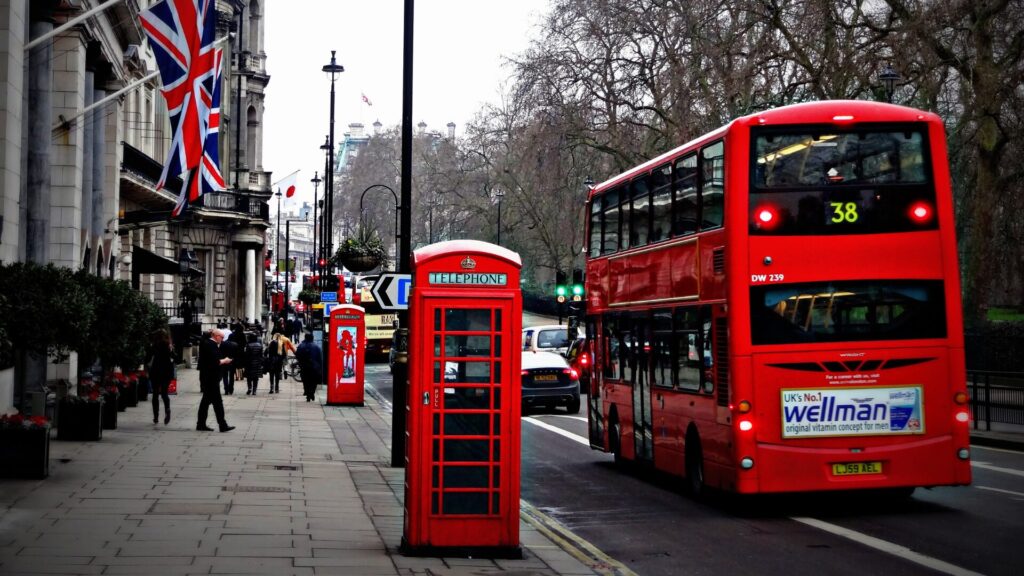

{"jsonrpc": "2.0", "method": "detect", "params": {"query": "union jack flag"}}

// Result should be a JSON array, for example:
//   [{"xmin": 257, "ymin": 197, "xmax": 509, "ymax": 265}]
[{"xmin": 140, "ymin": 0, "xmax": 224, "ymax": 217}]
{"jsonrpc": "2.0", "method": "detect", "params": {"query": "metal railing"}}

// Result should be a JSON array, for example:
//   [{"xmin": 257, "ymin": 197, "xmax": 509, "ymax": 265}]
[{"xmin": 968, "ymin": 370, "xmax": 1024, "ymax": 430}]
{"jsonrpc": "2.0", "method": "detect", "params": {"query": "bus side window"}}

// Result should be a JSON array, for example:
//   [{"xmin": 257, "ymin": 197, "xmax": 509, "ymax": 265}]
[
  {"xmin": 602, "ymin": 189, "xmax": 620, "ymax": 255},
  {"xmin": 701, "ymin": 141, "xmax": 725, "ymax": 230},
  {"xmin": 589, "ymin": 200, "xmax": 602, "ymax": 258},
  {"xmin": 651, "ymin": 310, "xmax": 673, "ymax": 388},
  {"xmin": 630, "ymin": 175, "xmax": 651, "ymax": 247},
  {"xmin": 701, "ymin": 317, "xmax": 715, "ymax": 394},
  {"xmin": 603, "ymin": 319, "xmax": 620, "ymax": 379},
  {"xmin": 650, "ymin": 164, "xmax": 672, "ymax": 243},
  {"xmin": 674, "ymin": 307, "xmax": 700, "ymax": 391},
  {"xmin": 673, "ymin": 155, "xmax": 698, "ymax": 236}
]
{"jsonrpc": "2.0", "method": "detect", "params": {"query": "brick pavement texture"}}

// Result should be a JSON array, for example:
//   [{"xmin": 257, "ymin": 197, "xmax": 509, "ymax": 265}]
[{"xmin": 0, "ymin": 367, "xmax": 598, "ymax": 576}]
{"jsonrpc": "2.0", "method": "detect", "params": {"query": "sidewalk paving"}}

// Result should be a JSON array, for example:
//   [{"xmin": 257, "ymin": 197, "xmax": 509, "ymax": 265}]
[{"xmin": 0, "ymin": 367, "xmax": 600, "ymax": 576}]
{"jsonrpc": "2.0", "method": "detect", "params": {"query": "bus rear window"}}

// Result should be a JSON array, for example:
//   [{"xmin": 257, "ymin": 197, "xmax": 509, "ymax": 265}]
[
  {"xmin": 751, "ymin": 280, "xmax": 946, "ymax": 345},
  {"xmin": 754, "ymin": 129, "xmax": 927, "ymax": 188}
]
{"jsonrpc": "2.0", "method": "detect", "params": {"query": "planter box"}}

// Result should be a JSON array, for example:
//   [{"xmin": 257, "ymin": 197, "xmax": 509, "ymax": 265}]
[
  {"xmin": 57, "ymin": 399, "xmax": 103, "ymax": 441},
  {"xmin": 102, "ymin": 392, "xmax": 119, "ymax": 429},
  {"xmin": 117, "ymin": 382, "xmax": 137, "ymax": 410},
  {"xmin": 340, "ymin": 254, "xmax": 380, "ymax": 273},
  {"xmin": 0, "ymin": 427, "xmax": 50, "ymax": 479}
]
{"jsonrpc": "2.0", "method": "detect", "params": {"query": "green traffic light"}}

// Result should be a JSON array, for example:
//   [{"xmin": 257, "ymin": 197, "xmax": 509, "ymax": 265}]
[
  {"xmin": 572, "ymin": 284, "xmax": 584, "ymax": 296},
  {"xmin": 555, "ymin": 285, "xmax": 567, "ymax": 297}
]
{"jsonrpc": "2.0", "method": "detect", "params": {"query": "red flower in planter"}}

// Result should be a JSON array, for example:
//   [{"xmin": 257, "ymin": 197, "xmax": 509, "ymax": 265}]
[{"xmin": 0, "ymin": 412, "xmax": 50, "ymax": 430}]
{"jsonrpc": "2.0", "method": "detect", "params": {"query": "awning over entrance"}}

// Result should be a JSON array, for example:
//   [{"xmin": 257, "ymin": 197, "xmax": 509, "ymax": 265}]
[{"xmin": 131, "ymin": 246, "xmax": 204, "ymax": 289}]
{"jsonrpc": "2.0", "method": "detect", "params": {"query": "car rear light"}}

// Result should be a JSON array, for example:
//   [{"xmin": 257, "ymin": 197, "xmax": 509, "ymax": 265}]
[
  {"xmin": 521, "ymin": 370, "xmax": 529, "ymax": 377},
  {"xmin": 564, "ymin": 368, "xmax": 579, "ymax": 380}
]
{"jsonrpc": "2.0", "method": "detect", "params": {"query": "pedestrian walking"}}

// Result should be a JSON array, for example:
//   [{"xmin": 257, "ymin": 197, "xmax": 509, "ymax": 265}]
[
  {"xmin": 196, "ymin": 329, "xmax": 235, "ymax": 432},
  {"xmin": 146, "ymin": 329, "xmax": 175, "ymax": 425},
  {"xmin": 229, "ymin": 322, "xmax": 247, "ymax": 385},
  {"xmin": 266, "ymin": 330, "xmax": 296, "ymax": 394},
  {"xmin": 295, "ymin": 332, "xmax": 323, "ymax": 402},
  {"xmin": 244, "ymin": 332, "xmax": 264, "ymax": 395}
]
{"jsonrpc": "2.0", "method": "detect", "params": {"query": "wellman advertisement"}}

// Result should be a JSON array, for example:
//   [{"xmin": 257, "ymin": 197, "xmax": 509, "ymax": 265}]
[{"xmin": 781, "ymin": 386, "xmax": 924, "ymax": 438}]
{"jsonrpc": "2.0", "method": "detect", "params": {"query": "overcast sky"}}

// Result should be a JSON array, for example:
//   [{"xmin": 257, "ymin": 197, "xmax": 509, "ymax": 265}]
[{"xmin": 262, "ymin": 0, "xmax": 550, "ymax": 209}]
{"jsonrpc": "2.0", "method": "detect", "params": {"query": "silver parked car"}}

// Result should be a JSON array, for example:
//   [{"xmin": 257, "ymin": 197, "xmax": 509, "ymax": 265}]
[{"xmin": 521, "ymin": 350, "xmax": 581, "ymax": 414}]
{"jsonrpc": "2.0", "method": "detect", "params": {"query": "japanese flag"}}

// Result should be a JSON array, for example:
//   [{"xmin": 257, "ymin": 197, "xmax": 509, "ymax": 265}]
[{"xmin": 276, "ymin": 170, "xmax": 300, "ymax": 213}]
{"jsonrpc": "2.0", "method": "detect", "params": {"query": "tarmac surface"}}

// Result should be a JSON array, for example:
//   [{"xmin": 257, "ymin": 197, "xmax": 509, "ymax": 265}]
[
  {"xmin": 0, "ymin": 367, "xmax": 604, "ymax": 576},
  {"xmin": 1, "ymin": 364, "xmax": 1020, "ymax": 576}
]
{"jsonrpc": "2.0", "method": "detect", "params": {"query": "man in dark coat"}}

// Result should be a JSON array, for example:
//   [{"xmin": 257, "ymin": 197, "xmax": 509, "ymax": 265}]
[
  {"xmin": 197, "ymin": 329, "xmax": 235, "ymax": 432},
  {"xmin": 294, "ymin": 332, "xmax": 322, "ymax": 402}
]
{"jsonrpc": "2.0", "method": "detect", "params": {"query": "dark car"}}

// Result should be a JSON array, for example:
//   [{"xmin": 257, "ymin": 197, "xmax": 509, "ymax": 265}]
[
  {"xmin": 521, "ymin": 351, "xmax": 581, "ymax": 414},
  {"xmin": 565, "ymin": 337, "xmax": 591, "ymax": 393}
]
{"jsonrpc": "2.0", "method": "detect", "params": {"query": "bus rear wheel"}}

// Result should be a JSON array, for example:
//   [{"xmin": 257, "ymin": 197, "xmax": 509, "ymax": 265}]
[
  {"xmin": 610, "ymin": 419, "xmax": 626, "ymax": 466},
  {"xmin": 685, "ymin": 431, "xmax": 705, "ymax": 497}
]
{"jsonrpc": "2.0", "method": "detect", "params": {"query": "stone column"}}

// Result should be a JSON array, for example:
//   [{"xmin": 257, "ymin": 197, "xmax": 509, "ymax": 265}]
[
  {"xmin": 25, "ymin": 14, "xmax": 52, "ymax": 265},
  {"xmin": 90, "ymin": 76, "xmax": 105, "ymax": 272},
  {"xmin": 51, "ymin": 31, "xmax": 85, "ymax": 270},
  {"xmin": 246, "ymin": 248, "xmax": 256, "ymax": 323},
  {"xmin": 80, "ymin": 44, "xmax": 98, "ymax": 263}
]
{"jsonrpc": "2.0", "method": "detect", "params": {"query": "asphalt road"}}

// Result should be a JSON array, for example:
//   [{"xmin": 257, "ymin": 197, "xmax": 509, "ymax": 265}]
[{"xmin": 363, "ymin": 314, "xmax": 1024, "ymax": 575}]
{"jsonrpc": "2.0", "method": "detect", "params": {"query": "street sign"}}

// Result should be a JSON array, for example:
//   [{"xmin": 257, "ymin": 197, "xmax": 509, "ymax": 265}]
[
  {"xmin": 371, "ymin": 273, "xmax": 412, "ymax": 310},
  {"xmin": 320, "ymin": 291, "xmax": 338, "ymax": 302}
]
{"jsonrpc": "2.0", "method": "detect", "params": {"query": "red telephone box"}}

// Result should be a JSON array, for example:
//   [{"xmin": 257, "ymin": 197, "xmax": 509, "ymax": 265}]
[
  {"xmin": 326, "ymin": 304, "xmax": 365, "ymax": 406},
  {"xmin": 402, "ymin": 240, "xmax": 523, "ymax": 558}
]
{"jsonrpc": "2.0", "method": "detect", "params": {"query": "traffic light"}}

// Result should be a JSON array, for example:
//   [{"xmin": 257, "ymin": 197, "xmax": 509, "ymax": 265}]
[
  {"xmin": 571, "ymin": 283, "xmax": 584, "ymax": 302},
  {"xmin": 318, "ymin": 257, "xmax": 326, "ymax": 268},
  {"xmin": 555, "ymin": 284, "xmax": 567, "ymax": 303},
  {"xmin": 555, "ymin": 270, "xmax": 568, "ymax": 303}
]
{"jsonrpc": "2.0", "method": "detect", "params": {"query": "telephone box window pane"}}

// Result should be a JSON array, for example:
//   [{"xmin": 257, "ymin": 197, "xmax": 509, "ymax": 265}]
[
  {"xmin": 443, "ymin": 360, "xmax": 492, "ymax": 383},
  {"xmin": 442, "ymin": 492, "xmax": 489, "ymax": 515},
  {"xmin": 432, "ymin": 465, "xmax": 440, "ymax": 488},
  {"xmin": 433, "ymin": 413, "xmax": 440, "ymax": 435},
  {"xmin": 444, "ymin": 413, "xmax": 490, "ymax": 436},
  {"xmin": 445, "ymin": 308, "xmax": 491, "ymax": 331},
  {"xmin": 443, "ymin": 387, "xmax": 491, "ymax": 409},
  {"xmin": 433, "ymin": 362, "xmax": 441, "ymax": 383},
  {"xmin": 495, "ymin": 336, "xmax": 502, "ymax": 356},
  {"xmin": 492, "ymin": 492, "xmax": 501, "ymax": 515},
  {"xmin": 493, "ymin": 439, "xmax": 501, "ymax": 460},
  {"xmin": 434, "ymin": 308, "xmax": 442, "ymax": 330},
  {"xmin": 494, "ymin": 361, "xmax": 502, "ymax": 384},
  {"xmin": 443, "ymin": 465, "xmax": 489, "ymax": 488},
  {"xmin": 444, "ymin": 439, "xmax": 490, "ymax": 462},
  {"xmin": 445, "ymin": 335, "xmax": 491, "ymax": 357},
  {"xmin": 494, "ymin": 388, "xmax": 501, "ymax": 409},
  {"xmin": 495, "ymin": 309, "xmax": 502, "ymax": 331},
  {"xmin": 434, "ymin": 336, "xmax": 441, "ymax": 356},
  {"xmin": 493, "ymin": 414, "xmax": 501, "ymax": 435},
  {"xmin": 432, "ymin": 439, "xmax": 440, "ymax": 462},
  {"xmin": 432, "ymin": 492, "xmax": 439, "ymax": 514}
]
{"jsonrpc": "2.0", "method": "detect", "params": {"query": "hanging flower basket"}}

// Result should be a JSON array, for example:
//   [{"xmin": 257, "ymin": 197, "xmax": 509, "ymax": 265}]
[
  {"xmin": 340, "ymin": 254, "xmax": 380, "ymax": 273},
  {"xmin": 336, "ymin": 228, "xmax": 387, "ymax": 273}
]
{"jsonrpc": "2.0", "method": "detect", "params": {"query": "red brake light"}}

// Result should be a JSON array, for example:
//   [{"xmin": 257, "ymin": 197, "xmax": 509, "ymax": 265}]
[
  {"xmin": 754, "ymin": 205, "xmax": 781, "ymax": 230},
  {"xmin": 908, "ymin": 201, "xmax": 933, "ymax": 224},
  {"xmin": 564, "ymin": 368, "xmax": 579, "ymax": 380}
]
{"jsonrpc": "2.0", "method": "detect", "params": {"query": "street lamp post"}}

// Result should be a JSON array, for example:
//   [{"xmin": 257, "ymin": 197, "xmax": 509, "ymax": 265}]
[
  {"xmin": 319, "ymin": 135, "xmax": 331, "ymax": 289},
  {"xmin": 359, "ymin": 184, "xmax": 400, "ymax": 270},
  {"xmin": 494, "ymin": 188, "xmax": 505, "ymax": 245},
  {"xmin": 878, "ymin": 63, "xmax": 901, "ymax": 103},
  {"xmin": 323, "ymin": 51, "xmax": 344, "ymax": 284},
  {"xmin": 310, "ymin": 171, "xmax": 321, "ymax": 285},
  {"xmin": 274, "ymin": 188, "xmax": 282, "ymax": 312}
]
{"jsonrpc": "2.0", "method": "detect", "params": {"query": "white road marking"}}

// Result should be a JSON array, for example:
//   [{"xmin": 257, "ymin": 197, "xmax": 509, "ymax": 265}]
[
  {"xmin": 524, "ymin": 416, "xmax": 590, "ymax": 446},
  {"xmin": 975, "ymin": 485, "xmax": 1024, "ymax": 499},
  {"xmin": 971, "ymin": 461, "xmax": 1024, "ymax": 478},
  {"xmin": 792, "ymin": 517, "xmax": 985, "ymax": 576},
  {"xmin": 971, "ymin": 444, "xmax": 1024, "ymax": 455},
  {"xmin": 539, "ymin": 414, "xmax": 589, "ymax": 423}
]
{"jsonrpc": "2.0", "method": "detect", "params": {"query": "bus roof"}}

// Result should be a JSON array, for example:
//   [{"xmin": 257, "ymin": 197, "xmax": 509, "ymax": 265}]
[{"xmin": 588, "ymin": 100, "xmax": 941, "ymax": 199}]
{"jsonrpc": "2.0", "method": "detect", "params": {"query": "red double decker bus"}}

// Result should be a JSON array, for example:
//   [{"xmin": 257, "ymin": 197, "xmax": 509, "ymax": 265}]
[{"xmin": 583, "ymin": 100, "xmax": 972, "ymax": 495}]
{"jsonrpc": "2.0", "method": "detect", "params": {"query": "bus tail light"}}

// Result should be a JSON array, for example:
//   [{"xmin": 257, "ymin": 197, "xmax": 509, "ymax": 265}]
[
  {"xmin": 953, "ymin": 391, "xmax": 968, "ymax": 405},
  {"xmin": 579, "ymin": 353, "xmax": 589, "ymax": 366},
  {"xmin": 736, "ymin": 400, "xmax": 752, "ymax": 414},
  {"xmin": 740, "ymin": 457, "xmax": 755, "ymax": 469},
  {"xmin": 738, "ymin": 419, "xmax": 754, "ymax": 432},
  {"xmin": 957, "ymin": 448, "xmax": 970, "ymax": 460},
  {"xmin": 753, "ymin": 205, "xmax": 781, "ymax": 231},
  {"xmin": 908, "ymin": 201, "xmax": 933, "ymax": 224},
  {"xmin": 955, "ymin": 411, "xmax": 970, "ymax": 424}
]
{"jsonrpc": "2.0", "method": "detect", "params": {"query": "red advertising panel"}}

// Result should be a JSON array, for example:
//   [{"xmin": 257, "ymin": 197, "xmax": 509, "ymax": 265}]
[{"xmin": 326, "ymin": 304, "xmax": 365, "ymax": 406}]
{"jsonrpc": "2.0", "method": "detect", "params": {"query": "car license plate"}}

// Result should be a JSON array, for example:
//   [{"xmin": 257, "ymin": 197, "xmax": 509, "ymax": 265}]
[
  {"xmin": 533, "ymin": 374, "xmax": 559, "ymax": 382},
  {"xmin": 832, "ymin": 461, "xmax": 882, "ymax": 476}
]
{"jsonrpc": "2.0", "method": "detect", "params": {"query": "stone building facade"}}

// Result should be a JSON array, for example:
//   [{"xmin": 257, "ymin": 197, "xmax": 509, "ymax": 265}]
[{"xmin": 0, "ymin": 0, "xmax": 272, "ymax": 414}]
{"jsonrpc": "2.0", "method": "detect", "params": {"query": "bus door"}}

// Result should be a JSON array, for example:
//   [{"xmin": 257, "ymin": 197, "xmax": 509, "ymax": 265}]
[
  {"xmin": 586, "ymin": 318, "xmax": 604, "ymax": 448},
  {"xmin": 629, "ymin": 315, "xmax": 654, "ymax": 463}
]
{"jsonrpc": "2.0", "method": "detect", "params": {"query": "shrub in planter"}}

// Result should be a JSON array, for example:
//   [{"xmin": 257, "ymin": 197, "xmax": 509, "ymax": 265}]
[
  {"xmin": 336, "ymin": 227, "xmax": 387, "ymax": 273},
  {"xmin": 57, "ymin": 388, "xmax": 103, "ymax": 441},
  {"xmin": 0, "ymin": 412, "xmax": 51, "ymax": 479}
]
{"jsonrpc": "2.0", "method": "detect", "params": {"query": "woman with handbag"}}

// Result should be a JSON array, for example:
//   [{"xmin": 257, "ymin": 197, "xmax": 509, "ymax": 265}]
[{"xmin": 147, "ymin": 329, "xmax": 175, "ymax": 425}]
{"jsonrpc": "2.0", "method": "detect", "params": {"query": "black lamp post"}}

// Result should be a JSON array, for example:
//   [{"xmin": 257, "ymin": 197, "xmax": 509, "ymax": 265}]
[
  {"xmin": 274, "ymin": 188, "xmax": 282, "ymax": 311},
  {"xmin": 878, "ymin": 63, "xmax": 901, "ymax": 103},
  {"xmin": 494, "ymin": 188, "xmax": 505, "ymax": 245},
  {"xmin": 323, "ymin": 51, "xmax": 345, "ymax": 283},
  {"xmin": 310, "ymin": 171, "xmax": 321, "ymax": 284},
  {"xmin": 319, "ymin": 135, "xmax": 331, "ymax": 289},
  {"xmin": 359, "ymin": 184, "xmax": 400, "ymax": 270}
]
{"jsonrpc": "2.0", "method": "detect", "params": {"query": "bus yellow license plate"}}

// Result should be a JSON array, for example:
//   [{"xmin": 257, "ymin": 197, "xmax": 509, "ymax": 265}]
[{"xmin": 832, "ymin": 462, "xmax": 882, "ymax": 476}]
